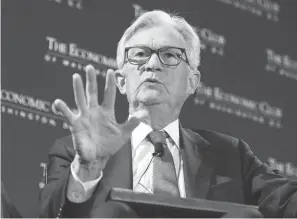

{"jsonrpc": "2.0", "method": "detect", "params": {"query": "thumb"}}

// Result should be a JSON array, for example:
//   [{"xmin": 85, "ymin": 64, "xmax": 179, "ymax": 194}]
[{"xmin": 121, "ymin": 110, "xmax": 148, "ymax": 138}]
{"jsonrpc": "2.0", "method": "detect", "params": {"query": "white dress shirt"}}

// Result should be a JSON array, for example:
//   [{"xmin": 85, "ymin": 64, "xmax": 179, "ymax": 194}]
[
  {"xmin": 131, "ymin": 119, "xmax": 186, "ymax": 197},
  {"xmin": 68, "ymin": 119, "xmax": 186, "ymax": 202}
]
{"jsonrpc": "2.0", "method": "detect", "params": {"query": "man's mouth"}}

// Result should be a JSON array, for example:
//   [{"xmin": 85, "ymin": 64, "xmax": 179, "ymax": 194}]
[
  {"xmin": 137, "ymin": 78, "xmax": 164, "ymax": 91},
  {"xmin": 142, "ymin": 78, "xmax": 161, "ymax": 84}
]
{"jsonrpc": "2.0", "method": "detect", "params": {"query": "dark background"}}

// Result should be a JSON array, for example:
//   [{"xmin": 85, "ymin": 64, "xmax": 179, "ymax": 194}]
[{"xmin": 1, "ymin": 0, "xmax": 297, "ymax": 217}]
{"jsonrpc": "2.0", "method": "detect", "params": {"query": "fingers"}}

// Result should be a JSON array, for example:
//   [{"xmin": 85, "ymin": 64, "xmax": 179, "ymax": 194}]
[
  {"xmin": 86, "ymin": 65, "xmax": 98, "ymax": 107},
  {"xmin": 102, "ymin": 69, "xmax": 117, "ymax": 110},
  {"xmin": 54, "ymin": 99, "xmax": 75, "ymax": 124},
  {"xmin": 73, "ymin": 73, "xmax": 88, "ymax": 114}
]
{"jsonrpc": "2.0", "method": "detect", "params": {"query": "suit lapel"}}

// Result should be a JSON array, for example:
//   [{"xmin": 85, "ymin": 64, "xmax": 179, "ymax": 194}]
[
  {"xmin": 92, "ymin": 139, "xmax": 133, "ymax": 206},
  {"xmin": 90, "ymin": 126, "xmax": 216, "ymax": 209},
  {"xmin": 180, "ymin": 127, "xmax": 216, "ymax": 199}
]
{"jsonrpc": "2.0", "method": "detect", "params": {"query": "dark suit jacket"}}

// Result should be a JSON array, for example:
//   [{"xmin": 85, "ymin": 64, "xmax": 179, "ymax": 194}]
[
  {"xmin": 1, "ymin": 182, "xmax": 22, "ymax": 218},
  {"xmin": 40, "ymin": 128, "xmax": 297, "ymax": 218}
]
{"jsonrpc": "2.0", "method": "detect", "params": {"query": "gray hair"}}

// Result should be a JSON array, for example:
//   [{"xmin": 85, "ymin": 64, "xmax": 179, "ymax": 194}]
[{"xmin": 116, "ymin": 10, "xmax": 201, "ymax": 70}]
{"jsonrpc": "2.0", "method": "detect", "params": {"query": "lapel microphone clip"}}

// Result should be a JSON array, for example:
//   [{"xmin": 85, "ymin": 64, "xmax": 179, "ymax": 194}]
[{"xmin": 152, "ymin": 142, "xmax": 164, "ymax": 157}]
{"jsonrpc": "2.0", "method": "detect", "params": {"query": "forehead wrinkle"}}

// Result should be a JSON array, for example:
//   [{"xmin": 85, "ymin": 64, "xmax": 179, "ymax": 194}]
[{"xmin": 126, "ymin": 25, "xmax": 186, "ymax": 49}]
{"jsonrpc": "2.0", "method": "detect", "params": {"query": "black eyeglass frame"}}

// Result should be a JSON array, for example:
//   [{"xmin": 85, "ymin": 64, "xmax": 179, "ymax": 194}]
[{"xmin": 124, "ymin": 46, "xmax": 190, "ymax": 67}]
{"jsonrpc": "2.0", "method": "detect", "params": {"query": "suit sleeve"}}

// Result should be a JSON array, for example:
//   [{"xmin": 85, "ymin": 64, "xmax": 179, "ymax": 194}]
[
  {"xmin": 1, "ymin": 182, "xmax": 22, "ymax": 218},
  {"xmin": 39, "ymin": 137, "xmax": 97, "ymax": 218},
  {"xmin": 239, "ymin": 140, "xmax": 297, "ymax": 218}
]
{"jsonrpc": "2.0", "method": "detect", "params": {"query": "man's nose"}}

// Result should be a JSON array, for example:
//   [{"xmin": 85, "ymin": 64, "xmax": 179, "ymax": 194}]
[{"xmin": 144, "ymin": 53, "xmax": 162, "ymax": 72}]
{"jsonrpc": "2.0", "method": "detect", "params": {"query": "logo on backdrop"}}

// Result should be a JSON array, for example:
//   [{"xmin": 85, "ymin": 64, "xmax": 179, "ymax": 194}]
[
  {"xmin": 44, "ymin": 36, "xmax": 117, "ymax": 77},
  {"xmin": 196, "ymin": 27, "xmax": 226, "ymax": 56},
  {"xmin": 216, "ymin": 0, "xmax": 280, "ymax": 22},
  {"xmin": 47, "ymin": 0, "xmax": 83, "ymax": 10},
  {"xmin": 1, "ymin": 89, "xmax": 72, "ymax": 130},
  {"xmin": 133, "ymin": 4, "xmax": 226, "ymax": 56},
  {"xmin": 194, "ymin": 83, "xmax": 283, "ymax": 128},
  {"xmin": 268, "ymin": 157, "xmax": 297, "ymax": 179},
  {"xmin": 265, "ymin": 48, "xmax": 297, "ymax": 81}
]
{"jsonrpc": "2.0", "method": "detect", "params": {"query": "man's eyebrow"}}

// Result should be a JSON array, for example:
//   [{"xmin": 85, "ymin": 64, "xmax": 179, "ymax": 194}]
[{"xmin": 127, "ymin": 44, "xmax": 180, "ymax": 49}]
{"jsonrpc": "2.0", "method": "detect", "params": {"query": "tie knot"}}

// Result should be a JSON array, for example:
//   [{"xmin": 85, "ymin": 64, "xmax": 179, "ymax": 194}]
[{"xmin": 148, "ymin": 130, "xmax": 168, "ymax": 145}]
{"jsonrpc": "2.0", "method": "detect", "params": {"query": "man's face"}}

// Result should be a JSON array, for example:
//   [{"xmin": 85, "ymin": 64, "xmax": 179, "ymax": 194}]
[{"xmin": 116, "ymin": 25, "xmax": 199, "ymax": 109}]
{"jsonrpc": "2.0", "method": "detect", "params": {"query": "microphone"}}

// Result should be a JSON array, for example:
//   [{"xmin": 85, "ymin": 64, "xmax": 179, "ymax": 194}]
[{"xmin": 152, "ymin": 142, "xmax": 164, "ymax": 157}]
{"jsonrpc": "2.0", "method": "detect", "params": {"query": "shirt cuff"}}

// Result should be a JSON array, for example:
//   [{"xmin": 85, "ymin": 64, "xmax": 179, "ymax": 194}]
[{"xmin": 70, "ymin": 159, "xmax": 103, "ymax": 193}]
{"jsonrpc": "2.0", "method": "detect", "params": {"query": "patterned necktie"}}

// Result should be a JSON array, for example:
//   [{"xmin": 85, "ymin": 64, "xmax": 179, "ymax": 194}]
[{"xmin": 148, "ymin": 130, "xmax": 180, "ymax": 196}]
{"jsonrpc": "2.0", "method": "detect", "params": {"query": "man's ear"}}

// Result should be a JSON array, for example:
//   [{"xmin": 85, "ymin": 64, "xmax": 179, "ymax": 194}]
[
  {"xmin": 114, "ymin": 69, "xmax": 127, "ymax": 95},
  {"xmin": 187, "ymin": 69, "xmax": 200, "ymax": 95}
]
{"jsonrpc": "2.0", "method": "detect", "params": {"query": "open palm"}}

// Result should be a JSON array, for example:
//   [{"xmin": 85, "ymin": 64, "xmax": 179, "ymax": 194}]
[{"xmin": 54, "ymin": 65, "xmax": 144, "ymax": 165}]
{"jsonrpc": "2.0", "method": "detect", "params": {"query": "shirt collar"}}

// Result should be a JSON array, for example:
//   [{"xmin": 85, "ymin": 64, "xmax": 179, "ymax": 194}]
[
  {"xmin": 131, "ymin": 119, "xmax": 180, "ymax": 150},
  {"xmin": 163, "ymin": 119, "xmax": 180, "ymax": 148}
]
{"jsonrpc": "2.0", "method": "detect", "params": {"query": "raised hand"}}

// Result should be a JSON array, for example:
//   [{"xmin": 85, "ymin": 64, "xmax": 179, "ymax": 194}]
[{"xmin": 54, "ymin": 65, "xmax": 145, "ymax": 171}]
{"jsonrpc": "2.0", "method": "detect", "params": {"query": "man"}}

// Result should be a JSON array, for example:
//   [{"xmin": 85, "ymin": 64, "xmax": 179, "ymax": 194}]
[
  {"xmin": 40, "ymin": 10, "xmax": 297, "ymax": 218},
  {"xmin": 1, "ymin": 182, "xmax": 22, "ymax": 218}
]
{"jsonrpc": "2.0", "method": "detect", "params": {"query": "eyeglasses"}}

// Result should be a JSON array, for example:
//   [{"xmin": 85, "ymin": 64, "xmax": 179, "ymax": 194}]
[{"xmin": 124, "ymin": 46, "xmax": 190, "ymax": 67}]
